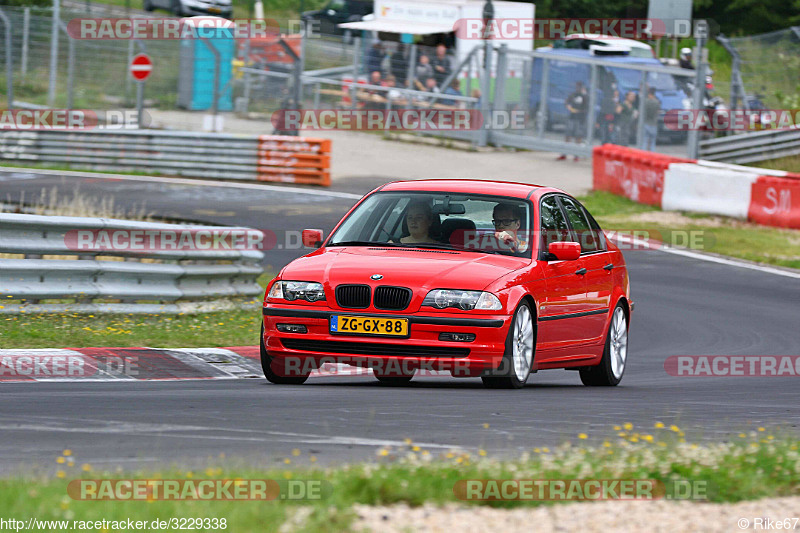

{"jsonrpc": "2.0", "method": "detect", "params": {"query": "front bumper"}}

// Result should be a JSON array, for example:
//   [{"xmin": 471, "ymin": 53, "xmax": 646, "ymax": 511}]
[{"xmin": 262, "ymin": 305, "xmax": 512, "ymax": 375}]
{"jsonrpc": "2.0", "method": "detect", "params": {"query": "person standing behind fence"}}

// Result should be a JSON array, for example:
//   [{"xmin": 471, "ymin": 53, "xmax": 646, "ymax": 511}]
[
  {"xmin": 391, "ymin": 43, "xmax": 407, "ymax": 86},
  {"xmin": 366, "ymin": 42, "xmax": 385, "ymax": 78},
  {"xmin": 640, "ymin": 87, "xmax": 661, "ymax": 152},
  {"xmin": 557, "ymin": 81, "xmax": 588, "ymax": 162},
  {"xmin": 414, "ymin": 55, "xmax": 435, "ymax": 91},
  {"xmin": 431, "ymin": 44, "xmax": 451, "ymax": 87},
  {"xmin": 599, "ymin": 86, "xmax": 620, "ymax": 144},
  {"xmin": 616, "ymin": 91, "xmax": 638, "ymax": 146}
]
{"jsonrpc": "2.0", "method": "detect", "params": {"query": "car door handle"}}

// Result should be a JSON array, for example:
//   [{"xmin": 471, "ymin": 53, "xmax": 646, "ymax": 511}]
[
  {"xmin": 603, "ymin": 263, "xmax": 614, "ymax": 271},
  {"xmin": 575, "ymin": 268, "xmax": 587, "ymax": 276}
]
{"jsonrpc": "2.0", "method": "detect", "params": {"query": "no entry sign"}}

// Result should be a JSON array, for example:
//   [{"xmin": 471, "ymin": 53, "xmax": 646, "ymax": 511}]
[{"xmin": 130, "ymin": 53, "xmax": 153, "ymax": 81}]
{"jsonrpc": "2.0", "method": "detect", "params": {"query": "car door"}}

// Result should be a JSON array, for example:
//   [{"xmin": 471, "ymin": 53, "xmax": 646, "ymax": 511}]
[
  {"xmin": 558, "ymin": 195, "xmax": 614, "ymax": 343},
  {"xmin": 536, "ymin": 194, "xmax": 594, "ymax": 357}
]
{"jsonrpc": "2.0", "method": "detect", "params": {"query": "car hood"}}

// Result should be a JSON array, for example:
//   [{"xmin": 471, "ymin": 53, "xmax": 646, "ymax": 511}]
[{"xmin": 281, "ymin": 246, "xmax": 528, "ymax": 293}]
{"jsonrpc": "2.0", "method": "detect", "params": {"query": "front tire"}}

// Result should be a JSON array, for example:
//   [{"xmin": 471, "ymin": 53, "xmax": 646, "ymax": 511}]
[
  {"xmin": 482, "ymin": 301, "xmax": 535, "ymax": 389},
  {"xmin": 374, "ymin": 370, "xmax": 414, "ymax": 386},
  {"xmin": 580, "ymin": 303, "xmax": 628, "ymax": 386},
  {"xmin": 260, "ymin": 324, "xmax": 309, "ymax": 385}
]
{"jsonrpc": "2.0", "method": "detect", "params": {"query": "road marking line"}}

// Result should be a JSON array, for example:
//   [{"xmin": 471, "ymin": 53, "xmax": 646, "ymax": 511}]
[
  {"xmin": 0, "ymin": 167, "xmax": 363, "ymax": 200},
  {"xmin": 611, "ymin": 234, "xmax": 800, "ymax": 279}
]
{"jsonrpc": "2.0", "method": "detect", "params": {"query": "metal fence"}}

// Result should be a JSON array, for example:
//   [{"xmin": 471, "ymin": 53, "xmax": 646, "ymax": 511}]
[
  {"xmin": 721, "ymin": 27, "xmax": 800, "ymax": 111},
  {"xmin": 0, "ymin": 212, "xmax": 264, "ymax": 314},
  {"xmin": 0, "ymin": 6, "xmax": 704, "ymax": 158},
  {"xmin": 0, "ymin": 5, "xmax": 182, "ymax": 110}
]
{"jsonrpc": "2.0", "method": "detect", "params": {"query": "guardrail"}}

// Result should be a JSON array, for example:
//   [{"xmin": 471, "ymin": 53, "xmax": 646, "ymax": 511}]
[
  {"xmin": 0, "ymin": 213, "xmax": 265, "ymax": 314},
  {"xmin": 0, "ymin": 129, "xmax": 332, "ymax": 186},
  {"xmin": 699, "ymin": 127, "xmax": 800, "ymax": 164}
]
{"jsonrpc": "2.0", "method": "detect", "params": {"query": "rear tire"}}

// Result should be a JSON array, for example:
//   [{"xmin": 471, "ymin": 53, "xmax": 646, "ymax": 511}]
[
  {"xmin": 260, "ymin": 324, "xmax": 309, "ymax": 385},
  {"xmin": 580, "ymin": 303, "xmax": 627, "ymax": 386},
  {"xmin": 481, "ymin": 301, "xmax": 535, "ymax": 389}
]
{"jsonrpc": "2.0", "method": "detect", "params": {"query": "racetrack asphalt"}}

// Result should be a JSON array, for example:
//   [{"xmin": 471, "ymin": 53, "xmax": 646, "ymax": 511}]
[{"xmin": 1, "ymin": 169, "xmax": 798, "ymax": 473}]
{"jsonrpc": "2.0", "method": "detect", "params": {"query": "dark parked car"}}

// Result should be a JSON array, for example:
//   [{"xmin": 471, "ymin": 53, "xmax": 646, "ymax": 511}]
[{"xmin": 301, "ymin": 0, "xmax": 373, "ymax": 36}]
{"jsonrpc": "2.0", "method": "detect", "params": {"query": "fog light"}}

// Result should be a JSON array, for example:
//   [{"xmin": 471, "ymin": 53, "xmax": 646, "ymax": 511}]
[
  {"xmin": 439, "ymin": 332, "xmax": 475, "ymax": 342},
  {"xmin": 277, "ymin": 324, "xmax": 307, "ymax": 333}
]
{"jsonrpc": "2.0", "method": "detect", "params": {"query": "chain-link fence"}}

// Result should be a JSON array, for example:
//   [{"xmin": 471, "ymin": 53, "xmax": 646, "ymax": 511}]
[
  {"xmin": 723, "ymin": 27, "xmax": 800, "ymax": 110},
  {"xmin": 0, "ymin": 9, "xmax": 702, "ymax": 157},
  {"xmin": 0, "ymin": 5, "xmax": 183, "ymax": 110}
]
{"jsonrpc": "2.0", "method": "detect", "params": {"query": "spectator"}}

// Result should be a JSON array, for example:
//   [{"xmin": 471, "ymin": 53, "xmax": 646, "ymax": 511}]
[
  {"xmin": 679, "ymin": 48, "xmax": 694, "ymax": 70},
  {"xmin": 366, "ymin": 42, "xmax": 385, "ymax": 77},
  {"xmin": 616, "ymin": 91, "xmax": 638, "ymax": 146},
  {"xmin": 471, "ymin": 88, "xmax": 482, "ymax": 109},
  {"xmin": 384, "ymin": 74, "xmax": 402, "ymax": 102},
  {"xmin": 362, "ymin": 71, "xmax": 386, "ymax": 110},
  {"xmin": 414, "ymin": 54, "xmax": 434, "ymax": 90},
  {"xmin": 419, "ymin": 77, "xmax": 441, "ymax": 104},
  {"xmin": 440, "ymin": 79, "xmax": 462, "ymax": 107},
  {"xmin": 390, "ymin": 43, "xmax": 407, "ymax": 86},
  {"xmin": 557, "ymin": 81, "xmax": 588, "ymax": 162},
  {"xmin": 640, "ymin": 87, "xmax": 661, "ymax": 151},
  {"xmin": 431, "ymin": 44, "xmax": 451, "ymax": 86},
  {"xmin": 599, "ymin": 87, "xmax": 620, "ymax": 144}
]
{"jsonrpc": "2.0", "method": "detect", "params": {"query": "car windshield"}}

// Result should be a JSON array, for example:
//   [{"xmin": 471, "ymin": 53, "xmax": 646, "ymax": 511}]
[
  {"xmin": 609, "ymin": 68, "xmax": 678, "ymax": 91},
  {"xmin": 327, "ymin": 192, "xmax": 533, "ymax": 258}
]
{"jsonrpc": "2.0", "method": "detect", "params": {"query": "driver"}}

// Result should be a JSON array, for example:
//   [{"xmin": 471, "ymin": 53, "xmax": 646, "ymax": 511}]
[{"xmin": 493, "ymin": 203, "xmax": 528, "ymax": 253}]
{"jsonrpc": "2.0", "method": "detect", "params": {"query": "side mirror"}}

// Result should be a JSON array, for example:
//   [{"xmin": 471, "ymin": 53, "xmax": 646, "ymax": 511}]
[
  {"xmin": 302, "ymin": 229, "xmax": 323, "ymax": 248},
  {"xmin": 548, "ymin": 241, "xmax": 581, "ymax": 261}
]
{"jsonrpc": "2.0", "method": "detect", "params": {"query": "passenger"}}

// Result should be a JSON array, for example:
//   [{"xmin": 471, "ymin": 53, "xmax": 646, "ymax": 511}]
[
  {"xmin": 493, "ymin": 203, "xmax": 528, "ymax": 253},
  {"xmin": 396, "ymin": 201, "xmax": 440, "ymax": 244}
]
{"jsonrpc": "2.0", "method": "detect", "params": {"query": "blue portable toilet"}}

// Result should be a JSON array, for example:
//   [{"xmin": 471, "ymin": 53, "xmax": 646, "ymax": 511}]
[{"xmin": 178, "ymin": 17, "xmax": 234, "ymax": 111}]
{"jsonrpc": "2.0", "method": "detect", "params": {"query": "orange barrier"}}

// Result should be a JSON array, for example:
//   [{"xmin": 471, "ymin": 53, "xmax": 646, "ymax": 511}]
[
  {"xmin": 592, "ymin": 144, "xmax": 694, "ymax": 207},
  {"xmin": 256, "ymin": 135, "xmax": 331, "ymax": 186},
  {"xmin": 749, "ymin": 174, "xmax": 800, "ymax": 229}
]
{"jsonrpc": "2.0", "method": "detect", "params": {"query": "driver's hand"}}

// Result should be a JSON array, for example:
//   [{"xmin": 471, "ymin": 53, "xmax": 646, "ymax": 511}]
[{"xmin": 494, "ymin": 231, "xmax": 518, "ymax": 251}]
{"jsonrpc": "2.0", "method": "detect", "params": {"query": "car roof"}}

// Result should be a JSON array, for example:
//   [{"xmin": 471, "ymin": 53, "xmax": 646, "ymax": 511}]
[
  {"xmin": 378, "ymin": 179, "xmax": 547, "ymax": 200},
  {"xmin": 565, "ymin": 34, "xmax": 653, "ymax": 50},
  {"xmin": 539, "ymin": 47, "xmax": 660, "ymax": 65}
]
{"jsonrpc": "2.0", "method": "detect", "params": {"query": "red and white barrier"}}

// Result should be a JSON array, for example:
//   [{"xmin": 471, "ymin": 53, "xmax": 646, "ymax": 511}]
[{"xmin": 593, "ymin": 145, "xmax": 800, "ymax": 229}]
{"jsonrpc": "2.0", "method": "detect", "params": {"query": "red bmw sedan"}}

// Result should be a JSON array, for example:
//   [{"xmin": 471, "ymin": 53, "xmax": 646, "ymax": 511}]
[{"xmin": 261, "ymin": 180, "xmax": 632, "ymax": 389}]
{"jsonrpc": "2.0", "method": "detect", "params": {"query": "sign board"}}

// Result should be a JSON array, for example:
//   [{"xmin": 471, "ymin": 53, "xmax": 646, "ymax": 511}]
[
  {"xmin": 648, "ymin": 0, "xmax": 693, "ymax": 37},
  {"xmin": 130, "ymin": 53, "xmax": 153, "ymax": 82}
]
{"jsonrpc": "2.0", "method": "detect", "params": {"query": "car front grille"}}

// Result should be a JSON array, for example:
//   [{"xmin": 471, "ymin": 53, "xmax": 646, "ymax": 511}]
[
  {"xmin": 280, "ymin": 339, "xmax": 469, "ymax": 358},
  {"xmin": 335, "ymin": 284, "xmax": 371, "ymax": 309},
  {"xmin": 374, "ymin": 286, "xmax": 412, "ymax": 311}
]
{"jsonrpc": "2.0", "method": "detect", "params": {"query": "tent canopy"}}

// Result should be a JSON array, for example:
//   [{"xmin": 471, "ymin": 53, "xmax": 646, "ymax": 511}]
[{"xmin": 338, "ymin": 19, "xmax": 454, "ymax": 35}]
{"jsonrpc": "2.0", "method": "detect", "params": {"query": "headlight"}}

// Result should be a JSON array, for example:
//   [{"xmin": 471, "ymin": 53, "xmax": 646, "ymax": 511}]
[
  {"xmin": 682, "ymin": 98, "xmax": 693, "ymax": 110},
  {"xmin": 422, "ymin": 289, "xmax": 502, "ymax": 311},
  {"xmin": 268, "ymin": 281, "xmax": 326, "ymax": 302}
]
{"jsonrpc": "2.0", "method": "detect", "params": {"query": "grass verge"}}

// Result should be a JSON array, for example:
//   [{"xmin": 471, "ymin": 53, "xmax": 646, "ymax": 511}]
[
  {"xmin": 1, "ymin": 427, "xmax": 797, "ymax": 532},
  {"xmin": 0, "ymin": 273, "xmax": 273, "ymax": 349},
  {"xmin": 0, "ymin": 306, "xmax": 263, "ymax": 349},
  {"xmin": 578, "ymin": 191, "xmax": 800, "ymax": 270}
]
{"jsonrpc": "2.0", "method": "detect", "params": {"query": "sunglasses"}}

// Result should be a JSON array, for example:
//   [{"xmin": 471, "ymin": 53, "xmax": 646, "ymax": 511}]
[{"xmin": 493, "ymin": 218, "xmax": 518, "ymax": 226}]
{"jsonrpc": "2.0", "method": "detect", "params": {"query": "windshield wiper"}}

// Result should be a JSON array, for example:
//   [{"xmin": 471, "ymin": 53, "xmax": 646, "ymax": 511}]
[
  {"xmin": 400, "ymin": 243, "xmax": 462, "ymax": 251},
  {"xmin": 327, "ymin": 241, "xmax": 400, "ymax": 247}
]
